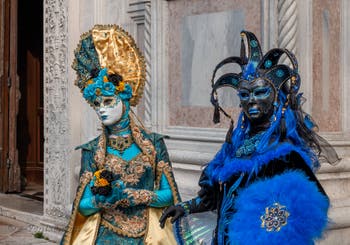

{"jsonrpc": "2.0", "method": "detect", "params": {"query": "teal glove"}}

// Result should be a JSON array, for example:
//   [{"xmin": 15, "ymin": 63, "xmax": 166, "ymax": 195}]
[{"xmin": 95, "ymin": 180, "xmax": 125, "ymax": 205}]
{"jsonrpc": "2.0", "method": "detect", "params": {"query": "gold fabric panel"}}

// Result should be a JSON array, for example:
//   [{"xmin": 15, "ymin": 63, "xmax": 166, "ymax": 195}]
[
  {"xmin": 91, "ymin": 25, "xmax": 146, "ymax": 106},
  {"xmin": 144, "ymin": 208, "xmax": 177, "ymax": 245},
  {"xmin": 72, "ymin": 212, "xmax": 101, "ymax": 245}
]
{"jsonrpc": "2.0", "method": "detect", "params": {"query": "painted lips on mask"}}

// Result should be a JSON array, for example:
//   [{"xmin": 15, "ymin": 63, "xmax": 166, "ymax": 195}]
[
  {"xmin": 248, "ymin": 108, "xmax": 260, "ymax": 115},
  {"xmin": 238, "ymin": 79, "xmax": 275, "ymax": 124}
]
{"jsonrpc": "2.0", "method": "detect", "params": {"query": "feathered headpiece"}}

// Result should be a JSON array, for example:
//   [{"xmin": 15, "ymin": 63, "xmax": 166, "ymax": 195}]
[
  {"xmin": 210, "ymin": 30, "xmax": 339, "ymax": 166},
  {"xmin": 210, "ymin": 31, "xmax": 300, "ymax": 123},
  {"xmin": 72, "ymin": 24, "xmax": 146, "ymax": 106}
]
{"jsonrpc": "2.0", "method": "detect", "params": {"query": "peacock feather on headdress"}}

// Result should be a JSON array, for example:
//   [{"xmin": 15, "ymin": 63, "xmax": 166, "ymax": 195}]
[{"xmin": 72, "ymin": 24, "xmax": 146, "ymax": 106}]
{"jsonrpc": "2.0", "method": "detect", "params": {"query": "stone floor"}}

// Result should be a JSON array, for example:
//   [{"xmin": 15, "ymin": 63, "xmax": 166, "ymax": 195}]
[
  {"xmin": 0, "ymin": 191, "xmax": 59, "ymax": 244},
  {"xmin": 0, "ymin": 215, "xmax": 56, "ymax": 244},
  {"xmin": 0, "ymin": 193, "xmax": 43, "ymax": 216}
]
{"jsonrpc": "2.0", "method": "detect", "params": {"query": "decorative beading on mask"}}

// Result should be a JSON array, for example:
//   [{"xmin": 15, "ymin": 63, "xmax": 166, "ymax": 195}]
[
  {"xmin": 209, "ymin": 31, "xmax": 340, "ymax": 166},
  {"xmin": 72, "ymin": 24, "xmax": 146, "ymax": 106},
  {"xmin": 210, "ymin": 30, "xmax": 300, "ymax": 124}
]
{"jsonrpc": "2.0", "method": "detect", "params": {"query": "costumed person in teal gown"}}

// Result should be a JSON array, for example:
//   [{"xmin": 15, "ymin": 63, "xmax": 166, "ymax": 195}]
[
  {"xmin": 61, "ymin": 24, "xmax": 180, "ymax": 245},
  {"xmin": 159, "ymin": 31, "xmax": 339, "ymax": 245}
]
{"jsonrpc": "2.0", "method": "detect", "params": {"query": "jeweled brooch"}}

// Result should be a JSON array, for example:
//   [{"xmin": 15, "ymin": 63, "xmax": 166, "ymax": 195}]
[{"xmin": 260, "ymin": 202, "xmax": 289, "ymax": 232}]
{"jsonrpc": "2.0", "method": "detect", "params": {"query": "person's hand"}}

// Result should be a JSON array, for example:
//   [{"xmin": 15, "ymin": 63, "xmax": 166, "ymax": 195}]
[
  {"xmin": 95, "ymin": 180, "xmax": 125, "ymax": 205},
  {"xmin": 159, "ymin": 205, "xmax": 185, "ymax": 228}
]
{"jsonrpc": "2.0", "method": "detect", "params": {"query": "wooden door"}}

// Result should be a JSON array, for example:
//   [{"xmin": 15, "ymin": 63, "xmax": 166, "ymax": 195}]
[
  {"xmin": 0, "ymin": 0, "xmax": 20, "ymax": 193},
  {"xmin": 17, "ymin": 0, "xmax": 43, "ymax": 187}
]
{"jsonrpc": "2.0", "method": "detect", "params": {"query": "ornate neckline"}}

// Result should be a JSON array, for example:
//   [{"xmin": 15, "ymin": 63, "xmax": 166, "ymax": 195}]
[{"xmin": 108, "ymin": 134, "xmax": 133, "ymax": 153}]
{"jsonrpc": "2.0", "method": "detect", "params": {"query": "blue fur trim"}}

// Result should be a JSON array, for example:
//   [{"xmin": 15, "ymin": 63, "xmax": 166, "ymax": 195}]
[
  {"xmin": 228, "ymin": 171, "xmax": 329, "ymax": 245},
  {"xmin": 206, "ymin": 142, "xmax": 314, "ymax": 184}
]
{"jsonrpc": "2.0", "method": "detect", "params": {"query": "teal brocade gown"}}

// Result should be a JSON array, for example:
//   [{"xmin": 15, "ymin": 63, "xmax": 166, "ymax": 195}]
[{"xmin": 61, "ymin": 128, "xmax": 181, "ymax": 245}]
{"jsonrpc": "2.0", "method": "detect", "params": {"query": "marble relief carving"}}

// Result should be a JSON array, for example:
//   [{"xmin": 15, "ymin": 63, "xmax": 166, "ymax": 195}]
[
  {"xmin": 181, "ymin": 10, "xmax": 243, "ymax": 108},
  {"xmin": 167, "ymin": 0, "xmax": 262, "ymax": 128},
  {"xmin": 312, "ymin": 0, "xmax": 341, "ymax": 132},
  {"xmin": 44, "ymin": 0, "xmax": 69, "ymax": 218}
]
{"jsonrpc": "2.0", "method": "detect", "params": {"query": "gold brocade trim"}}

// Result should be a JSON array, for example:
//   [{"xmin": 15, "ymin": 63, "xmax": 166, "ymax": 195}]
[
  {"xmin": 94, "ymin": 117, "xmax": 156, "ymax": 174},
  {"xmin": 91, "ymin": 24, "xmax": 146, "ymax": 106},
  {"xmin": 108, "ymin": 135, "xmax": 133, "ymax": 153},
  {"xmin": 130, "ymin": 117, "xmax": 156, "ymax": 172},
  {"xmin": 104, "ymin": 153, "xmax": 151, "ymax": 186},
  {"xmin": 95, "ymin": 130, "xmax": 107, "ymax": 170},
  {"xmin": 62, "ymin": 171, "xmax": 94, "ymax": 245},
  {"xmin": 124, "ymin": 189, "xmax": 156, "ymax": 206},
  {"xmin": 100, "ymin": 210, "xmax": 148, "ymax": 238},
  {"xmin": 154, "ymin": 161, "xmax": 167, "ymax": 190},
  {"xmin": 155, "ymin": 161, "xmax": 180, "ymax": 204}
]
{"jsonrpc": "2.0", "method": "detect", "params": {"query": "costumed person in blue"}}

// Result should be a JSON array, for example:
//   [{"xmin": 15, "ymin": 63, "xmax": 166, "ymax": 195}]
[
  {"xmin": 159, "ymin": 31, "xmax": 339, "ymax": 245},
  {"xmin": 61, "ymin": 24, "xmax": 180, "ymax": 245}
]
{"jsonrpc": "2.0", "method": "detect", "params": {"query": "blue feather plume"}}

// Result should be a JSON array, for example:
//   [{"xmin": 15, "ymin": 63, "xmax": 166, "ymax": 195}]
[{"xmin": 242, "ymin": 62, "xmax": 257, "ymax": 80}]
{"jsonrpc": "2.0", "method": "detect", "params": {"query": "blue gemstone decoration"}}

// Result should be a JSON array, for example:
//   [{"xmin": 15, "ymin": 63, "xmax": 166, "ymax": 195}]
[
  {"xmin": 276, "ymin": 69, "xmax": 284, "ymax": 78},
  {"xmin": 250, "ymin": 40, "xmax": 258, "ymax": 48},
  {"xmin": 232, "ymin": 78, "xmax": 238, "ymax": 86},
  {"xmin": 253, "ymin": 52, "xmax": 259, "ymax": 57},
  {"xmin": 264, "ymin": 60, "xmax": 272, "ymax": 68}
]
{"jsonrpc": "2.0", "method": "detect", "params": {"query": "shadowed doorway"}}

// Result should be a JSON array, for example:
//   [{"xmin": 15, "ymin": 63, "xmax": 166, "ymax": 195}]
[{"xmin": 17, "ymin": 0, "xmax": 43, "ymax": 200}]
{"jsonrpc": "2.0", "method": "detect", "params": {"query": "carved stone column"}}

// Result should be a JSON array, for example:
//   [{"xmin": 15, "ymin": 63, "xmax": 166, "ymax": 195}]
[
  {"xmin": 277, "ymin": 0, "xmax": 298, "ymax": 60},
  {"xmin": 128, "ymin": 1, "xmax": 152, "ymax": 129},
  {"xmin": 42, "ymin": 0, "xmax": 70, "ymax": 232}
]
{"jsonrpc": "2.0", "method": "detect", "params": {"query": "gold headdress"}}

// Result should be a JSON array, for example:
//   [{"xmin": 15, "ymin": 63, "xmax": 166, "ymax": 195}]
[{"xmin": 72, "ymin": 24, "xmax": 146, "ymax": 106}]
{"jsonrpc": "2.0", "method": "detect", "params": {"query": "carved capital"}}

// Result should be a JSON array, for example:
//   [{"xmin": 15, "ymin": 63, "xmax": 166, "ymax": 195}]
[{"xmin": 128, "ymin": 1, "xmax": 151, "ymax": 23}]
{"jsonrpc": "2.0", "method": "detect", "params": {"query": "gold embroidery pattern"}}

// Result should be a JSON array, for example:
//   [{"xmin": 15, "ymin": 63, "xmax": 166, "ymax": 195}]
[
  {"xmin": 154, "ymin": 161, "xmax": 180, "ymax": 204},
  {"xmin": 79, "ymin": 171, "xmax": 94, "ymax": 184},
  {"xmin": 108, "ymin": 135, "xmax": 133, "ymax": 153},
  {"xmin": 124, "ymin": 189, "xmax": 156, "ymax": 206},
  {"xmin": 130, "ymin": 118, "xmax": 156, "ymax": 169},
  {"xmin": 101, "ymin": 209, "xmax": 148, "ymax": 238},
  {"xmin": 94, "ymin": 117, "xmax": 156, "ymax": 174},
  {"xmin": 155, "ymin": 161, "xmax": 172, "ymax": 189},
  {"xmin": 104, "ymin": 154, "xmax": 152, "ymax": 186},
  {"xmin": 95, "ymin": 131, "xmax": 106, "ymax": 169}
]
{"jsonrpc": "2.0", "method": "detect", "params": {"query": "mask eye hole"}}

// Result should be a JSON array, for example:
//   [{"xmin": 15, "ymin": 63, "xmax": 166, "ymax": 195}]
[
  {"xmin": 238, "ymin": 91, "xmax": 250, "ymax": 100},
  {"xmin": 93, "ymin": 100, "xmax": 100, "ymax": 107},
  {"xmin": 103, "ymin": 98, "xmax": 114, "ymax": 106},
  {"xmin": 253, "ymin": 87, "xmax": 271, "ymax": 98}
]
